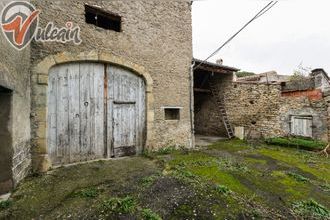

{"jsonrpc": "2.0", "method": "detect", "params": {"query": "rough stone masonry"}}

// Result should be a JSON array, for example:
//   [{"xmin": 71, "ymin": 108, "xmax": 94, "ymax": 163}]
[
  {"xmin": 30, "ymin": 0, "xmax": 193, "ymax": 172},
  {"xmin": 0, "ymin": 0, "xmax": 31, "ymax": 194}
]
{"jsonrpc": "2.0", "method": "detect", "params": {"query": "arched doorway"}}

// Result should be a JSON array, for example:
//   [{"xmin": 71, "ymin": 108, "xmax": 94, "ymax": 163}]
[{"xmin": 47, "ymin": 63, "xmax": 146, "ymax": 166}]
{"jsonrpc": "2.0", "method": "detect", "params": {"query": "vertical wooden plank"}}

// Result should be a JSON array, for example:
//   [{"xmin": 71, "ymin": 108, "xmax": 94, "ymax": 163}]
[
  {"xmin": 56, "ymin": 65, "xmax": 69, "ymax": 163},
  {"xmin": 89, "ymin": 64, "xmax": 96, "ymax": 159},
  {"xmin": 92, "ymin": 63, "xmax": 105, "ymax": 158},
  {"xmin": 79, "ymin": 63, "xmax": 92, "ymax": 161},
  {"xmin": 47, "ymin": 66, "xmax": 58, "ymax": 164},
  {"xmin": 68, "ymin": 63, "xmax": 80, "ymax": 163},
  {"xmin": 137, "ymin": 79, "xmax": 146, "ymax": 153},
  {"xmin": 307, "ymin": 118, "xmax": 313, "ymax": 137},
  {"xmin": 107, "ymin": 65, "xmax": 114, "ymax": 157}
]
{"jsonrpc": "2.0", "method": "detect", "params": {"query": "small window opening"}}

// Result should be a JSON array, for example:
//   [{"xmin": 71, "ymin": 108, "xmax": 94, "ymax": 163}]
[
  {"xmin": 164, "ymin": 108, "xmax": 180, "ymax": 120},
  {"xmin": 249, "ymin": 100, "xmax": 254, "ymax": 105},
  {"xmin": 251, "ymin": 120, "xmax": 257, "ymax": 125},
  {"xmin": 85, "ymin": 5, "xmax": 121, "ymax": 32}
]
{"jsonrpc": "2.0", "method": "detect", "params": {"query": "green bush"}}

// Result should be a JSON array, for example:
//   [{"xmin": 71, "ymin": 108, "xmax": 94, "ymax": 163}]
[
  {"xmin": 292, "ymin": 199, "xmax": 329, "ymax": 219},
  {"xmin": 0, "ymin": 200, "xmax": 12, "ymax": 210},
  {"xmin": 102, "ymin": 196, "xmax": 137, "ymax": 214},
  {"xmin": 265, "ymin": 137, "xmax": 327, "ymax": 151},
  {"xmin": 157, "ymin": 146, "xmax": 176, "ymax": 155},
  {"xmin": 287, "ymin": 172, "xmax": 309, "ymax": 183},
  {"xmin": 236, "ymin": 71, "xmax": 255, "ymax": 78},
  {"xmin": 73, "ymin": 187, "xmax": 99, "ymax": 198},
  {"xmin": 215, "ymin": 185, "xmax": 232, "ymax": 195},
  {"xmin": 141, "ymin": 208, "xmax": 162, "ymax": 220}
]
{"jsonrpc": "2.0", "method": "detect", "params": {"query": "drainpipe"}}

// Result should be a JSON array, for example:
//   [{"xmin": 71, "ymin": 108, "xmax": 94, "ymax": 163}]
[{"xmin": 190, "ymin": 60, "xmax": 195, "ymax": 148}]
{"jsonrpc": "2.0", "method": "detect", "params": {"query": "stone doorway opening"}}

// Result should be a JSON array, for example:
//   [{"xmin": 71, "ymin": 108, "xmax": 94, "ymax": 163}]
[{"xmin": 0, "ymin": 86, "xmax": 13, "ymax": 195}]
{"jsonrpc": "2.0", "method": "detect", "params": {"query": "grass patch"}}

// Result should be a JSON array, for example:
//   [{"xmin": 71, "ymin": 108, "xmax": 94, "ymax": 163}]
[
  {"xmin": 287, "ymin": 172, "xmax": 309, "ymax": 183},
  {"xmin": 101, "ymin": 196, "xmax": 137, "ymax": 214},
  {"xmin": 208, "ymin": 139, "xmax": 250, "ymax": 152},
  {"xmin": 167, "ymin": 151, "xmax": 251, "ymax": 195},
  {"xmin": 141, "ymin": 208, "xmax": 162, "ymax": 220},
  {"xmin": 259, "ymin": 148, "xmax": 330, "ymax": 182},
  {"xmin": 140, "ymin": 174, "xmax": 161, "ymax": 188},
  {"xmin": 292, "ymin": 199, "xmax": 329, "ymax": 219},
  {"xmin": 0, "ymin": 201, "xmax": 12, "ymax": 210},
  {"xmin": 265, "ymin": 137, "xmax": 326, "ymax": 151},
  {"xmin": 73, "ymin": 187, "xmax": 99, "ymax": 198},
  {"xmin": 320, "ymin": 183, "xmax": 330, "ymax": 192},
  {"xmin": 215, "ymin": 185, "xmax": 232, "ymax": 195},
  {"xmin": 156, "ymin": 146, "xmax": 177, "ymax": 155}
]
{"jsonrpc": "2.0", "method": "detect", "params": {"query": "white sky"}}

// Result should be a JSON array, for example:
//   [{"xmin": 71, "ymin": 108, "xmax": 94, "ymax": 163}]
[{"xmin": 192, "ymin": 0, "xmax": 330, "ymax": 75}]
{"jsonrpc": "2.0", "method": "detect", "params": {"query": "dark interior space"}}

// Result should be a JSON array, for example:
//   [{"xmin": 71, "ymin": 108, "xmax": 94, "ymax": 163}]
[
  {"xmin": 194, "ymin": 70, "xmax": 227, "ymax": 136},
  {"xmin": 0, "ymin": 86, "xmax": 13, "ymax": 195},
  {"xmin": 193, "ymin": 59, "xmax": 238, "ymax": 138},
  {"xmin": 85, "ymin": 5, "xmax": 122, "ymax": 32}
]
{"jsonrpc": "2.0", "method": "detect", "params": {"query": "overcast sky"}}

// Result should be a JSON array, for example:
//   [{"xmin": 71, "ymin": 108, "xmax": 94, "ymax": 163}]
[{"xmin": 192, "ymin": 0, "xmax": 330, "ymax": 75}]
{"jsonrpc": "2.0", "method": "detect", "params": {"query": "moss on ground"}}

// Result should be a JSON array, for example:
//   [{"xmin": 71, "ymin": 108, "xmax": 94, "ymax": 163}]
[
  {"xmin": 258, "ymin": 147, "xmax": 330, "ymax": 181},
  {"xmin": 1, "ymin": 139, "xmax": 329, "ymax": 219}
]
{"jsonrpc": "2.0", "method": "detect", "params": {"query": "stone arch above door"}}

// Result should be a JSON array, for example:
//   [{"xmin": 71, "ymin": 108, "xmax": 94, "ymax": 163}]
[{"xmin": 31, "ymin": 51, "xmax": 154, "ymax": 172}]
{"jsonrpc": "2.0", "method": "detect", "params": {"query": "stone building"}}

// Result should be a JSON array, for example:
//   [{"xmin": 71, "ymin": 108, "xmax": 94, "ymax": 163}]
[
  {"xmin": 0, "ymin": 0, "xmax": 193, "ymax": 193},
  {"xmin": 195, "ymin": 61, "xmax": 330, "ymax": 142},
  {"xmin": 235, "ymin": 71, "xmax": 290, "ymax": 83},
  {"xmin": 0, "ymin": 0, "xmax": 32, "ymax": 196}
]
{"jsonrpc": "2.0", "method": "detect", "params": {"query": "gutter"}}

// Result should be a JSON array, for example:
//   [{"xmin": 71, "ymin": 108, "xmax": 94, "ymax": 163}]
[{"xmin": 190, "ymin": 60, "xmax": 195, "ymax": 148}]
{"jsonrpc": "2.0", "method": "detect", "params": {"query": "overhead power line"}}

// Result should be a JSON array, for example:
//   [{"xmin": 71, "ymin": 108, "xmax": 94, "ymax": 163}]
[{"xmin": 194, "ymin": 1, "xmax": 278, "ymax": 70}]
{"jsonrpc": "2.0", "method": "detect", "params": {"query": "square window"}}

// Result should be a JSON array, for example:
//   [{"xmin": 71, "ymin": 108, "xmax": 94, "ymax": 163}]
[{"xmin": 164, "ymin": 108, "xmax": 180, "ymax": 120}]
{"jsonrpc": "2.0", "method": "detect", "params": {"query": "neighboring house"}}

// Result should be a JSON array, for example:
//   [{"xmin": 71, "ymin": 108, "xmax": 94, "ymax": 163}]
[
  {"xmin": 193, "ymin": 60, "xmax": 330, "ymax": 142},
  {"xmin": 235, "ymin": 71, "xmax": 290, "ymax": 83},
  {"xmin": 0, "ymin": 0, "xmax": 193, "ymax": 194},
  {"xmin": 310, "ymin": 68, "xmax": 330, "ymax": 91}
]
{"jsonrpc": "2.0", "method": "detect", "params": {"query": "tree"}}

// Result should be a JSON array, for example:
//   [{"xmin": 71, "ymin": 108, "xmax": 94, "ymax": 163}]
[{"xmin": 290, "ymin": 63, "xmax": 312, "ymax": 81}]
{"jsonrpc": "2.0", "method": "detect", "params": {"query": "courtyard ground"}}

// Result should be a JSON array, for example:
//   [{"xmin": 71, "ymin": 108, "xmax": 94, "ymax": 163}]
[{"xmin": 0, "ymin": 140, "xmax": 329, "ymax": 219}]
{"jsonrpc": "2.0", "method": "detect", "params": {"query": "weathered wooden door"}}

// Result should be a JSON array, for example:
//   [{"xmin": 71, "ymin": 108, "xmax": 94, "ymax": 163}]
[
  {"xmin": 107, "ymin": 66, "xmax": 146, "ymax": 157},
  {"xmin": 48, "ymin": 63, "xmax": 145, "ymax": 166},
  {"xmin": 291, "ymin": 116, "xmax": 313, "ymax": 137},
  {"xmin": 48, "ymin": 63, "xmax": 105, "ymax": 165}
]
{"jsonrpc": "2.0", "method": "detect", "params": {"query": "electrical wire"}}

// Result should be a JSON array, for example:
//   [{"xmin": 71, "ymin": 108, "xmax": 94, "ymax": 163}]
[{"xmin": 194, "ymin": 1, "xmax": 278, "ymax": 70}]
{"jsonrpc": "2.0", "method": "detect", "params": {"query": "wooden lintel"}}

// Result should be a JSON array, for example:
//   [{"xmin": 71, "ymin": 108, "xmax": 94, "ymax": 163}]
[{"xmin": 194, "ymin": 88, "xmax": 211, "ymax": 93}]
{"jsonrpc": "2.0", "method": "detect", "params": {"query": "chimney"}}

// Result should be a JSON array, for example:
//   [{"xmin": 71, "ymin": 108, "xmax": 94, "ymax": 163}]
[{"xmin": 216, "ymin": 58, "xmax": 223, "ymax": 65}]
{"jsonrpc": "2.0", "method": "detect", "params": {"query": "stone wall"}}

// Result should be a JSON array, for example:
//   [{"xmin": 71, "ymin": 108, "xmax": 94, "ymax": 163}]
[
  {"xmin": 30, "ymin": 0, "xmax": 193, "ymax": 170},
  {"xmin": 222, "ymin": 82, "xmax": 328, "ymax": 141},
  {"xmin": 0, "ymin": 0, "xmax": 31, "ymax": 191}
]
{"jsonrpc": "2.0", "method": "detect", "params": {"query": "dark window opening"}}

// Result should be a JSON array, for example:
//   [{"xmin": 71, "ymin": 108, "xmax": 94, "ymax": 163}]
[
  {"xmin": 165, "ymin": 108, "xmax": 180, "ymax": 120},
  {"xmin": 85, "ymin": 5, "xmax": 121, "ymax": 32},
  {"xmin": 249, "ymin": 100, "xmax": 254, "ymax": 105},
  {"xmin": 0, "ymin": 86, "xmax": 13, "ymax": 194},
  {"xmin": 251, "ymin": 121, "xmax": 257, "ymax": 125}
]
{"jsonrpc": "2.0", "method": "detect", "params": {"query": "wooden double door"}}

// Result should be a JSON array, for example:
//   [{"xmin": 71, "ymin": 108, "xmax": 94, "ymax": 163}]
[{"xmin": 47, "ymin": 63, "xmax": 146, "ymax": 165}]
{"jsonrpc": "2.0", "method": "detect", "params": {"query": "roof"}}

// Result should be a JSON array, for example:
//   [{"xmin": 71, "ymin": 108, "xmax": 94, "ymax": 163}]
[
  {"xmin": 237, "ymin": 71, "xmax": 290, "ymax": 83},
  {"xmin": 193, "ymin": 58, "xmax": 240, "ymax": 74}
]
